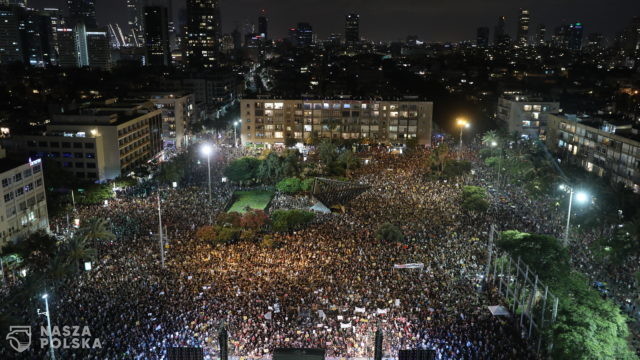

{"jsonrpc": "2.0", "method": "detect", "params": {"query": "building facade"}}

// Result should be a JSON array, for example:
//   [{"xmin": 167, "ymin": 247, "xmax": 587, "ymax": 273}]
[
  {"xmin": 497, "ymin": 93, "xmax": 560, "ymax": 139},
  {"xmin": 186, "ymin": 0, "xmax": 220, "ymax": 69},
  {"xmin": 0, "ymin": 156, "xmax": 48, "ymax": 246},
  {"xmin": 240, "ymin": 98, "xmax": 433, "ymax": 146},
  {"xmin": 546, "ymin": 114, "xmax": 640, "ymax": 191},
  {"xmin": 144, "ymin": 6, "xmax": 170, "ymax": 66},
  {"xmin": 345, "ymin": 13, "xmax": 359, "ymax": 45},
  {"xmin": 6, "ymin": 100, "xmax": 163, "ymax": 181},
  {"xmin": 516, "ymin": 9, "xmax": 530, "ymax": 45},
  {"xmin": 131, "ymin": 91, "xmax": 195, "ymax": 149}
]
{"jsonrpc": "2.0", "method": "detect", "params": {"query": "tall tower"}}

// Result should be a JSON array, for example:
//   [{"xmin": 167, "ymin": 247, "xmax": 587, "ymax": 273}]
[
  {"xmin": 67, "ymin": 0, "xmax": 97, "ymax": 29},
  {"xmin": 476, "ymin": 27, "xmax": 490, "ymax": 48},
  {"xmin": 186, "ymin": 0, "xmax": 221, "ymax": 69},
  {"xmin": 536, "ymin": 24, "xmax": 546, "ymax": 45},
  {"xmin": 494, "ymin": 16, "xmax": 508, "ymax": 45},
  {"xmin": 567, "ymin": 22, "xmax": 584, "ymax": 50},
  {"xmin": 257, "ymin": 9, "xmax": 268, "ymax": 39},
  {"xmin": 517, "ymin": 9, "xmax": 530, "ymax": 45},
  {"xmin": 296, "ymin": 22, "xmax": 313, "ymax": 47},
  {"xmin": 126, "ymin": 0, "xmax": 145, "ymax": 46},
  {"xmin": 345, "ymin": 13, "xmax": 360, "ymax": 45},
  {"xmin": 144, "ymin": 6, "xmax": 170, "ymax": 66}
]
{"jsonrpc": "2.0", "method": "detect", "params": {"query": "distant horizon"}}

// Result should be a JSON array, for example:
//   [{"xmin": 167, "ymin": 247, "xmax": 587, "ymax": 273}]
[{"xmin": 26, "ymin": 0, "xmax": 640, "ymax": 43}]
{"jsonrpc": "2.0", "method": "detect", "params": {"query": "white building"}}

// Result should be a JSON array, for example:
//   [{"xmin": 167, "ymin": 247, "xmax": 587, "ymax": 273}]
[
  {"xmin": 240, "ymin": 98, "xmax": 433, "ymax": 146},
  {"xmin": 497, "ymin": 93, "xmax": 560, "ymax": 139},
  {"xmin": 0, "ymin": 153, "xmax": 49, "ymax": 247}
]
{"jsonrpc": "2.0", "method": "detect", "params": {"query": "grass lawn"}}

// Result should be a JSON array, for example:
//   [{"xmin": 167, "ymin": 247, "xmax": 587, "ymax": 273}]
[{"xmin": 227, "ymin": 190, "xmax": 274, "ymax": 213}]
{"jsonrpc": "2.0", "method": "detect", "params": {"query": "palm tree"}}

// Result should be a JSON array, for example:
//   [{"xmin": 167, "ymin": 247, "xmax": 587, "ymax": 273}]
[
  {"xmin": 481, "ymin": 130, "xmax": 499, "ymax": 146},
  {"xmin": 76, "ymin": 217, "xmax": 115, "ymax": 244},
  {"xmin": 45, "ymin": 253, "xmax": 73, "ymax": 287},
  {"xmin": 63, "ymin": 236, "xmax": 97, "ymax": 273}
]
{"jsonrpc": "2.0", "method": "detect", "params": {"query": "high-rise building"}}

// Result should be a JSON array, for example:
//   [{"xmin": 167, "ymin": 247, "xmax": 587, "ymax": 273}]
[
  {"xmin": 258, "ymin": 10, "xmax": 268, "ymax": 39},
  {"xmin": 494, "ymin": 16, "xmax": 509, "ymax": 45},
  {"xmin": 619, "ymin": 17, "xmax": 640, "ymax": 53},
  {"xmin": 127, "ymin": 0, "xmax": 144, "ymax": 46},
  {"xmin": 497, "ymin": 93, "xmax": 560, "ymax": 139},
  {"xmin": 586, "ymin": 33, "xmax": 605, "ymax": 50},
  {"xmin": 87, "ymin": 29, "xmax": 111, "ymax": 69},
  {"xmin": 74, "ymin": 22, "xmax": 89, "ymax": 66},
  {"xmin": 536, "ymin": 24, "xmax": 546, "ymax": 45},
  {"xmin": 567, "ymin": 22, "xmax": 584, "ymax": 50},
  {"xmin": 186, "ymin": 0, "xmax": 221, "ymax": 69},
  {"xmin": 476, "ymin": 27, "xmax": 490, "ymax": 48},
  {"xmin": 0, "ymin": 5, "xmax": 25, "ymax": 65},
  {"xmin": 296, "ymin": 22, "xmax": 313, "ymax": 47},
  {"xmin": 345, "ymin": 13, "xmax": 359, "ymax": 45},
  {"xmin": 144, "ymin": 6, "xmax": 170, "ymax": 66},
  {"xmin": 67, "ymin": 0, "xmax": 97, "ymax": 29},
  {"xmin": 516, "ymin": 9, "xmax": 530, "ymax": 45},
  {"xmin": 56, "ymin": 26, "xmax": 77, "ymax": 67}
]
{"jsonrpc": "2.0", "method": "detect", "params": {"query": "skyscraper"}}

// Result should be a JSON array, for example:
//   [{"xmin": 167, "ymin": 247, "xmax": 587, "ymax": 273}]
[
  {"xmin": 296, "ymin": 22, "xmax": 313, "ymax": 47},
  {"xmin": 516, "ymin": 9, "xmax": 530, "ymax": 45},
  {"xmin": 258, "ymin": 10, "xmax": 268, "ymax": 39},
  {"xmin": 186, "ymin": 0, "xmax": 221, "ymax": 69},
  {"xmin": 144, "ymin": 6, "xmax": 170, "ymax": 66},
  {"xmin": 127, "ymin": 0, "xmax": 144, "ymax": 46},
  {"xmin": 0, "ymin": 5, "xmax": 25, "ymax": 64},
  {"xmin": 567, "ymin": 22, "xmax": 584, "ymax": 50},
  {"xmin": 476, "ymin": 27, "xmax": 490, "ymax": 48},
  {"xmin": 86, "ymin": 29, "xmax": 111, "ymax": 69},
  {"xmin": 67, "ymin": 0, "xmax": 97, "ymax": 29},
  {"xmin": 345, "ymin": 13, "xmax": 359, "ymax": 45},
  {"xmin": 536, "ymin": 24, "xmax": 546, "ymax": 46},
  {"xmin": 494, "ymin": 16, "xmax": 509, "ymax": 46}
]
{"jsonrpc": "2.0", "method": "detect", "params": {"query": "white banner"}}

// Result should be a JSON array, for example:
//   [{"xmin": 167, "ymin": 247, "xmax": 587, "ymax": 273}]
[
  {"xmin": 376, "ymin": 308, "xmax": 388, "ymax": 314},
  {"xmin": 354, "ymin": 307, "xmax": 366, "ymax": 313},
  {"xmin": 393, "ymin": 263, "xmax": 424, "ymax": 269},
  {"xmin": 340, "ymin": 322, "xmax": 352, "ymax": 329}
]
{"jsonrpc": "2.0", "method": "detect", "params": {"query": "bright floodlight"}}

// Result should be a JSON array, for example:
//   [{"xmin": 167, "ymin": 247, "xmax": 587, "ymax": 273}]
[
  {"xmin": 233, "ymin": 121, "xmax": 239, "ymax": 126},
  {"xmin": 464, "ymin": 123, "xmax": 470, "ymax": 128},
  {"xmin": 456, "ymin": 118, "xmax": 468, "ymax": 127},
  {"xmin": 201, "ymin": 144, "xmax": 212, "ymax": 156},
  {"xmin": 575, "ymin": 191, "xmax": 589, "ymax": 203},
  {"xmin": 491, "ymin": 141, "xmax": 497, "ymax": 147},
  {"xmin": 559, "ymin": 184, "xmax": 566, "ymax": 191},
  {"xmin": 42, "ymin": 294, "xmax": 48, "ymax": 299}
]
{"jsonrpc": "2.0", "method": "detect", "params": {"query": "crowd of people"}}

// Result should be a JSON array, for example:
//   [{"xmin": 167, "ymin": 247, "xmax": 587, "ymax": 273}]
[{"xmin": 0, "ymin": 143, "xmax": 635, "ymax": 359}]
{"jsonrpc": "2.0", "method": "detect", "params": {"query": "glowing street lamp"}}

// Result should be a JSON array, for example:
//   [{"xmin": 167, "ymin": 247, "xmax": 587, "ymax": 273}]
[
  {"xmin": 233, "ymin": 120, "xmax": 242, "ymax": 147},
  {"xmin": 456, "ymin": 118, "xmax": 470, "ymax": 160},
  {"xmin": 560, "ymin": 184, "xmax": 590, "ymax": 246},
  {"xmin": 38, "ymin": 293, "xmax": 56, "ymax": 360},
  {"xmin": 201, "ymin": 144, "xmax": 213, "ymax": 203}
]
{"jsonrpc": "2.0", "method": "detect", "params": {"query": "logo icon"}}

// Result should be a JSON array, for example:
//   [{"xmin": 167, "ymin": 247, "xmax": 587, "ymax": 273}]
[{"xmin": 6, "ymin": 326, "xmax": 31, "ymax": 352}]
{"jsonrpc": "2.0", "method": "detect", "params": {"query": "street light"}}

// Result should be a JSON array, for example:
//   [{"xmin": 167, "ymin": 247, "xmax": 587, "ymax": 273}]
[
  {"xmin": 233, "ymin": 120, "xmax": 242, "ymax": 148},
  {"xmin": 559, "ymin": 184, "xmax": 590, "ymax": 246},
  {"xmin": 491, "ymin": 141, "xmax": 502, "ymax": 187},
  {"xmin": 201, "ymin": 144, "xmax": 213, "ymax": 204},
  {"xmin": 456, "ymin": 118, "xmax": 470, "ymax": 160},
  {"xmin": 38, "ymin": 293, "xmax": 56, "ymax": 360}
]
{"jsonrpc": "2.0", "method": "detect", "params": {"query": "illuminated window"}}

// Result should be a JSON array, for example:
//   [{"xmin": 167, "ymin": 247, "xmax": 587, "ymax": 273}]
[
  {"xmin": 523, "ymin": 105, "xmax": 532, "ymax": 111},
  {"xmin": 274, "ymin": 103, "xmax": 284, "ymax": 109}
]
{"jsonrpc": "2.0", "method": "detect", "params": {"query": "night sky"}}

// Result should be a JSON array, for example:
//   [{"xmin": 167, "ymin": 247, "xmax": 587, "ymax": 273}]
[{"xmin": 28, "ymin": 0, "xmax": 640, "ymax": 42}]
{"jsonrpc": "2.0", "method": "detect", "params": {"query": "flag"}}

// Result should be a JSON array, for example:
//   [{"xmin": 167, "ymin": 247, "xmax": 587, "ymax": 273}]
[
  {"xmin": 355, "ymin": 307, "xmax": 366, "ymax": 313},
  {"xmin": 318, "ymin": 310, "xmax": 326, "ymax": 319},
  {"xmin": 264, "ymin": 312, "xmax": 272, "ymax": 320},
  {"xmin": 376, "ymin": 308, "xmax": 388, "ymax": 314}
]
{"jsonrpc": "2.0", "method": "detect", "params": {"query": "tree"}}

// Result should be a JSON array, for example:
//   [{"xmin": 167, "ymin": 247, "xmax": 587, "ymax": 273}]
[
  {"xmin": 481, "ymin": 130, "xmax": 499, "ymax": 146},
  {"xmin": 461, "ymin": 186, "xmax": 489, "ymax": 213},
  {"xmin": 318, "ymin": 140, "xmax": 337, "ymax": 166},
  {"xmin": 594, "ymin": 216, "xmax": 640, "ymax": 264},
  {"xmin": 276, "ymin": 177, "xmax": 303, "ymax": 194},
  {"xmin": 196, "ymin": 225, "xmax": 218, "ymax": 242},
  {"xmin": 271, "ymin": 210, "xmax": 315, "ymax": 232},
  {"xmin": 62, "ymin": 236, "xmax": 97, "ymax": 272},
  {"xmin": 224, "ymin": 157, "xmax": 261, "ymax": 184},
  {"xmin": 257, "ymin": 152, "xmax": 284, "ymax": 183},
  {"xmin": 375, "ymin": 223, "xmax": 404, "ymax": 242},
  {"xmin": 240, "ymin": 210, "xmax": 269, "ymax": 230},
  {"xmin": 1, "ymin": 231, "xmax": 57, "ymax": 270},
  {"xmin": 216, "ymin": 212, "xmax": 243, "ymax": 228},
  {"xmin": 337, "ymin": 150, "xmax": 360, "ymax": 175},
  {"xmin": 497, "ymin": 231, "xmax": 571, "ymax": 282},
  {"xmin": 77, "ymin": 217, "xmax": 115, "ymax": 243},
  {"xmin": 284, "ymin": 137, "xmax": 297, "ymax": 148},
  {"xmin": 429, "ymin": 143, "xmax": 450, "ymax": 174}
]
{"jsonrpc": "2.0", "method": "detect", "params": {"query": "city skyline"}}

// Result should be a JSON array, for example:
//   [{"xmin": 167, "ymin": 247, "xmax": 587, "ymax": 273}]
[{"xmin": 26, "ymin": 0, "xmax": 640, "ymax": 42}]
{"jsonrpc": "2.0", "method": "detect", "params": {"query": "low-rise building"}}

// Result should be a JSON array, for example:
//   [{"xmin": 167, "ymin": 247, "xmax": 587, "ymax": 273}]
[
  {"xmin": 240, "ymin": 98, "xmax": 433, "ymax": 146},
  {"xmin": 546, "ymin": 113, "xmax": 640, "ymax": 191},
  {"xmin": 4, "ymin": 99, "xmax": 162, "ymax": 182},
  {"xmin": 497, "ymin": 93, "xmax": 560, "ymax": 139},
  {"xmin": 0, "ymin": 151, "xmax": 48, "ymax": 246}
]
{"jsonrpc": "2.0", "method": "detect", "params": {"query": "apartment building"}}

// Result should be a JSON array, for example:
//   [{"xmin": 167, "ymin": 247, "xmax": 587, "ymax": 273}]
[
  {"xmin": 546, "ymin": 113, "xmax": 640, "ymax": 191},
  {"xmin": 5, "ymin": 99, "xmax": 162, "ymax": 181},
  {"xmin": 240, "ymin": 98, "xmax": 433, "ymax": 146},
  {"xmin": 497, "ymin": 93, "xmax": 560, "ymax": 139},
  {"xmin": 0, "ymin": 153, "xmax": 48, "ymax": 246},
  {"xmin": 129, "ymin": 91, "xmax": 196, "ymax": 149}
]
